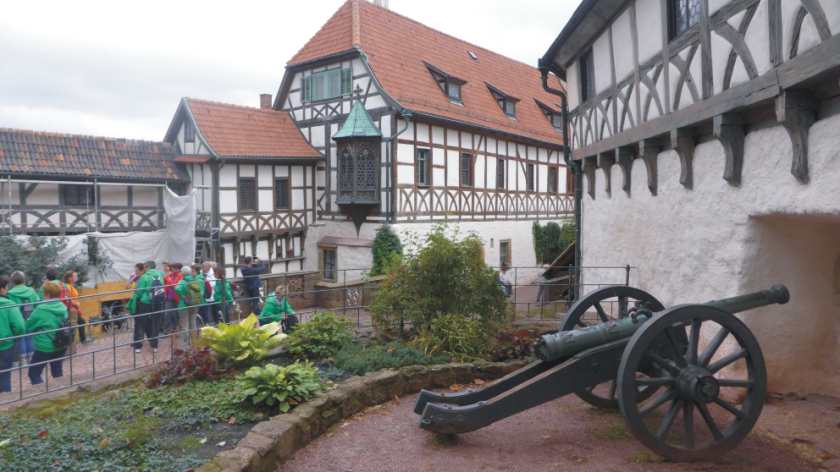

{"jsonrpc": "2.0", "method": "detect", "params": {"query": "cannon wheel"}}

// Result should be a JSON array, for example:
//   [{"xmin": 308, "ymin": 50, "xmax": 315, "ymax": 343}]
[
  {"xmin": 560, "ymin": 285, "xmax": 665, "ymax": 409},
  {"xmin": 617, "ymin": 304, "xmax": 767, "ymax": 462}
]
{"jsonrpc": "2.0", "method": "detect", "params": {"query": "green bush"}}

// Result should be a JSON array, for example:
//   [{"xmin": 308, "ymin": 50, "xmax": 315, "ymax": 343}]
[
  {"xmin": 334, "ymin": 341, "xmax": 449, "ymax": 375},
  {"xmin": 284, "ymin": 311, "xmax": 353, "ymax": 360},
  {"xmin": 413, "ymin": 313, "xmax": 490, "ymax": 361},
  {"xmin": 370, "ymin": 226, "xmax": 507, "ymax": 337},
  {"xmin": 199, "ymin": 315, "xmax": 285, "ymax": 366},
  {"xmin": 237, "ymin": 362, "xmax": 322, "ymax": 412},
  {"xmin": 370, "ymin": 225, "xmax": 403, "ymax": 276},
  {"xmin": 532, "ymin": 221, "xmax": 575, "ymax": 264}
]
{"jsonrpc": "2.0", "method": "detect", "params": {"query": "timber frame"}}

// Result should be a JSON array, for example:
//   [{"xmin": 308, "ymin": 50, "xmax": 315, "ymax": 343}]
[{"xmin": 542, "ymin": 0, "xmax": 840, "ymax": 198}]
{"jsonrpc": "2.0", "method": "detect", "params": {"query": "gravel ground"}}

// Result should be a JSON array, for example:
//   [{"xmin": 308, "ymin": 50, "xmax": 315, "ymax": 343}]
[{"xmin": 283, "ymin": 391, "xmax": 816, "ymax": 472}]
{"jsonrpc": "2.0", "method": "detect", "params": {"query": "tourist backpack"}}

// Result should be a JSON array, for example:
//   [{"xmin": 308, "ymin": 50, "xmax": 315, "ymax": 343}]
[
  {"xmin": 151, "ymin": 274, "xmax": 166, "ymax": 310},
  {"xmin": 52, "ymin": 317, "xmax": 73, "ymax": 350},
  {"xmin": 186, "ymin": 279, "xmax": 202, "ymax": 306}
]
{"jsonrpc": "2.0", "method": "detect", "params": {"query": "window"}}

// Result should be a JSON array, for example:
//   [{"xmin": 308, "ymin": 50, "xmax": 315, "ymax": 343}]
[
  {"xmin": 322, "ymin": 248, "xmax": 337, "ymax": 282},
  {"xmin": 579, "ymin": 49, "xmax": 595, "ymax": 103},
  {"xmin": 499, "ymin": 240, "xmax": 511, "ymax": 268},
  {"xmin": 415, "ymin": 148, "xmax": 431, "ymax": 186},
  {"xmin": 537, "ymin": 100, "xmax": 564, "ymax": 130},
  {"xmin": 184, "ymin": 120, "xmax": 195, "ymax": 143},
  {"xmin": 668, "ymin": 0, "xmax": 702, "ymax": 39},
  {"xmin": 303, "ymin": 68, "xmax": 352, "ymax": 102},
  {"xmin": 548, "ymin": 167, "xmax": 559, "ymax": 194},
  {"xmin": 459, "ymin": 153, "xmax": 473, "ymax": 187},
  {"xmin": 276, "ymin": 234, "xmax": 295, "ymax": 259},
  {"xmin": 274, "ymin": 177, "xmax": 289, "ymax": 210},
  {"xmin": 61, "ymin": 185, "xmax": 94, "ymax": 206},
  {"xmin": 526, "ymin": 163, "xmax": 535, "ymax": 192},
  {"xmin": 496, "ymin": 158, "xmax": 506, "ymax": 189},
  {"xmin": 238, "ymin": 177, "xmax": 257, "ymax": 212},
  {"xmin": 487, "ymin": 83, "xmax": 519, "ymax": 117},
  {"xmin": 551, "ymin": 113, "xmax": 563, "ymax": 129},
  {"xmin": 425, "ymin": 62, "xmax": 465, "ymax": 103}
]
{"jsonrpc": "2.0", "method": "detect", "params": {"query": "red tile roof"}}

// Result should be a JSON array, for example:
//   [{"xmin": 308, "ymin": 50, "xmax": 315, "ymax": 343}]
[
  {"xmin": 184, "ymin": 98, "xmax": 321, "ymax": 159},
  {"xmin": 0, "ymin": 128, "xmax": 187, "ymax": 182},
  {"xmin": 289, "ymin": 0, "xmax": 565, "ymax": 147}
]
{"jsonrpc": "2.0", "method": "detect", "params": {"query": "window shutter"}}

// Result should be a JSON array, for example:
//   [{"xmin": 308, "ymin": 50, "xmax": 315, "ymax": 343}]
[{"xmin": 341, "ymin": 68, "xmax": 352, "ymax": 95}]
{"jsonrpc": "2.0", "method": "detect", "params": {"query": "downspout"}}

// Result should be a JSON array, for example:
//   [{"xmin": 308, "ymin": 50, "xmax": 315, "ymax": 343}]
[
  {"xmin": 387, "ymin": 111, "xmax": 412, "ymax": 223},
  {"xmin": 540, "ymin": 62, "xmax": 583, "ymax": 300}
]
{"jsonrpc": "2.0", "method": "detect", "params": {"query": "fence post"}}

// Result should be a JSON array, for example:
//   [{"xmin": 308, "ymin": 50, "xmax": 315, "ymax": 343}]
[{"xmin": 625, "ymin": 264, "xmax": 631, "ymax": 286}]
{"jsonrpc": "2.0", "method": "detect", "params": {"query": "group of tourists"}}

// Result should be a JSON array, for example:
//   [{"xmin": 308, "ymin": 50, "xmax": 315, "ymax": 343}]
[
  {"xmin": 0, "ymin": 256, "xmax": 301, "ymax": 393},
  {"xmin": 0, "ymin": 268, "xmax": 87, "ymax": 393}
]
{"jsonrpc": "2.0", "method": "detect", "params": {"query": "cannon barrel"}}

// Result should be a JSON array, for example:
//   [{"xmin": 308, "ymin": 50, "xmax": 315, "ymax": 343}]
[{"xmin": 536, "ymin": 285, "xmax": 789, "ymax": 362}]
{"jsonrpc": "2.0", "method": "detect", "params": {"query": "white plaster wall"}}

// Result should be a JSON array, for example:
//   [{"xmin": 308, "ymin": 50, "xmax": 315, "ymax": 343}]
[
  {"xmin": 28, "ymin": 184, "xmax": 60, "ymax": 205},
  {"xmin": 566, "ymin": 61, "xmax": 581, "ymax": 110},
  {"xmin": 580, "ymin": 113, "xmax": 840, "ymax": 395},
  {"xmin": 593, "ymin": 31, "xmax": 613, "ymax": 94},
  {"xmin": 133, "ymin": 187, "xmax": 158, "ymax": 207},
  {"xmin": 612, "ymin": 8, "xmax": 635, "ymax": 82},
  {"xmin": 635, "ymin": 0, "xmax": 663, "ymax": 65}
]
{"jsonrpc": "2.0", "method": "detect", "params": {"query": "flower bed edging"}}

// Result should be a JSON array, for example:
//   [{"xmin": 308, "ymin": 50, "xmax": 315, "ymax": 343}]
[{"xmin": 198, "ymin": 360, "xmax": 530, "ymax": 472}]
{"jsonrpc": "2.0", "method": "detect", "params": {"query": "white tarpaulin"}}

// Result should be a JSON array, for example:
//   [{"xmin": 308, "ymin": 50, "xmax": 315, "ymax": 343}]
[{"xmin": 39, "ymin": 188, "xmax": 196, "ymax": 282}]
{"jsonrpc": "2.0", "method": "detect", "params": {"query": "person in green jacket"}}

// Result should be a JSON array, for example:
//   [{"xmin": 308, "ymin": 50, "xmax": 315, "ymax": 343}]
[
  {"xmin": 0, "ymin": 276, "xmax": 26, "ymax": 392},
  {"xmin": 26, "ymin": 281, "xmax": 68, "ymax": 385},
  {"xmin": 192, "ymin": 263, "xmax": 211, "ymax": 326},
  {"xmin": 7, "ymin": 271, "xmax": 41, "ymax": 363},
  {"xmin": 259, "ymin": 285, "xmax": 298, "ymax": 332},
  {"xmin": 212, "ymin": 267, "xmax": 234, "ymax": 324},
  {"xmin": 129, "ymin": 261, "xmax": 164, "ymax": 353}
]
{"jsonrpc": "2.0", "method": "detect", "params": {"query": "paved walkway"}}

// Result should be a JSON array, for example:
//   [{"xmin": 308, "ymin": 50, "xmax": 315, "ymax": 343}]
[{"xmin": 283, "ymin": 390, "xmax": 819, "ymax": 472}]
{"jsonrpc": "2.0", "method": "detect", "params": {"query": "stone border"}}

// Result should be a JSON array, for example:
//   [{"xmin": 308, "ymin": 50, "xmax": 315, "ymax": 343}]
[{"xmin": 198, "ymin": 360, "xmax": 530, "ymax": 472}]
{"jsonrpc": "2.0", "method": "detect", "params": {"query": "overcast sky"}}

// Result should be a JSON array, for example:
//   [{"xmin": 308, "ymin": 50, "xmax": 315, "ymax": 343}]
[{"xmin": 0, "ymin": 0, "xmax": 577, "ymax": 141}]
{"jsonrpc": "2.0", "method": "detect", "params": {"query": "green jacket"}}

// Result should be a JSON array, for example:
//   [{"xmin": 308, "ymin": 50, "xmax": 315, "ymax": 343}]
[
  {"xmin": 175, "ymin": 275, "xmax": 202, "ymax": 308},
  {"xmin": 132, "ymin": 269, "xmax": 163, "ymax": 306},
  {"xmin": 259, "ymin": 294, "xmax": 295, "ymax": 324},
  {"xmin": 7, "ymin": 285, "xmax": 41, "ymax": 316},
  {"xmin": 0, "ymin": 296, "xmax": 25, "ymax": 352},
  {"xmin": 25, "ymin": 300, "xmax": 68, "ymax": 353},
  {"xmin": 213, "ymin": 279, "xmax": 234, "ymax": 304}
]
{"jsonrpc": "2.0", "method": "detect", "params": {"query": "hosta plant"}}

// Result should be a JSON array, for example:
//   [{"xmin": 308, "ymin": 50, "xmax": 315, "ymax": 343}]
[
  {"xmin": 284, "ymin": 311, "xmax": 353, "ymax": 360},
  {"xmin": 237, "ymin": 362, "xmax": 322, "ymax": 412},
  {"xmin": 199, "ymin": 314, "xmax": 286, "ymax": 366}
]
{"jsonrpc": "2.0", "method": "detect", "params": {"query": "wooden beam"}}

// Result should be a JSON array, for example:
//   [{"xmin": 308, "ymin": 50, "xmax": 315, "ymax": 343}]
[
  {"xmin": 616, "ymin": 146, "xmax": 635, "ymax": 195},
  {"xmin": 713, "ymin": 113, "xmax": 745, "ymax": 186},
  {"xmin": 775, "ymin": 91, "xmax": 816, "ymax": 184},
  {"xmin": 596, "ymin": 152, "xmax": 615, "ymax": 197},
  {"xmin": 670, "ymin": 128, "xmax": 696, "ymax": 189},
  {"xmin": 639, "ymin": 138, "xmax": 662, "ymax": 196},
  {"xmin": 583, "ymin": 156, "xmax": 597, "ymax": 199}
]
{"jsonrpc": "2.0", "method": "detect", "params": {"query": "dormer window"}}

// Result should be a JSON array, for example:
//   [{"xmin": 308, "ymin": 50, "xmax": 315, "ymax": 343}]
[
  {"xmin": 184, "ymin": 120, "xmax": 195, "ymax": 143},
  {"xmin": 536, "ymin": 100, "xmax": 563, "ymax": 131},
  {"xmin": 424, "ymin": 62, "xmax": 466, "ymax": 103},
  {"xmin": 486, "ymin": 83, "xmax": 519, "ymax": 118}
]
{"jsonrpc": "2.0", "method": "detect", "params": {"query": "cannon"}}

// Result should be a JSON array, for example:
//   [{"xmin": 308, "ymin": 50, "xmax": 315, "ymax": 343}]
[{"xmin": 414, "ymin": 285, "xmax": 790, "ymax": 461}]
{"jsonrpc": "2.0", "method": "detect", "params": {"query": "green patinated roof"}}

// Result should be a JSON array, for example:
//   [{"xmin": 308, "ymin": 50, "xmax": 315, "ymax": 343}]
[{"xmin": 333, "ymin": 100, "xmax": 382, "ymax": 139}]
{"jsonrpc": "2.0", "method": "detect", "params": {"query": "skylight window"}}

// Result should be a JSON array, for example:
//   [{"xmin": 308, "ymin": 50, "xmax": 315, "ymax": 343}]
[
  {"xmin": 467, "ymin": 50, "xmax": 478, "ymax": 61},
  {"xmin": 424, "ymin": 62, "xmax": 466, "ymax": 103},
  {"xmin": 486, "ymin": 83, "xmax": 519, "ymax": 118}
]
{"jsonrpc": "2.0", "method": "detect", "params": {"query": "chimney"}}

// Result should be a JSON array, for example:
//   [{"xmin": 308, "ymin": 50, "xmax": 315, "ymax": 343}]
[
  {"xmin": 260, "ymin": 93, "xmax": 272, "ymax": 109},
  {"xmin": 372, "ymin": 0, "xmax": 389, "ymax": 9}
]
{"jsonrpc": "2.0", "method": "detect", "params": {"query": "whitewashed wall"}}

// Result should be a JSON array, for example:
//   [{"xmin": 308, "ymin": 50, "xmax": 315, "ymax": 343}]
[{"xmin": 580, "ymin": 113, "xmax": 840, "ymax": 396}]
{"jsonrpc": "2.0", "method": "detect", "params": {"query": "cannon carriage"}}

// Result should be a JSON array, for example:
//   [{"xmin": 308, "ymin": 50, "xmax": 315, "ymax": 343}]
[{"xmin": 414, "ymin": 285, "xmax": 790, "ymax": 461}]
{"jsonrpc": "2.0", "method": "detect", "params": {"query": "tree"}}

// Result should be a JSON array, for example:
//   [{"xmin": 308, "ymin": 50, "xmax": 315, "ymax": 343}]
[
  {"xmin": 0, "ymin": 235, "xmax": 109, "ymax": 286},
  {"xmin": 370, "ymin": 225, "xmax": 402, "ymax": 276},
  {"xmin": 532, "ymin": 221, "xmax": 576, "ymax": 264}
]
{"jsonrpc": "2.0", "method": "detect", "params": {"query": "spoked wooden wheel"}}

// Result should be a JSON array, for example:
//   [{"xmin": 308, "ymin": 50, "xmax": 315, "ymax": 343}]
[
  {"xmin": 617, "ymin": 305, "xmax": 767, "ymax": 461},
  {"xmin": 560, "ymin": 286, "xmax": 665, "ymax": 409}
]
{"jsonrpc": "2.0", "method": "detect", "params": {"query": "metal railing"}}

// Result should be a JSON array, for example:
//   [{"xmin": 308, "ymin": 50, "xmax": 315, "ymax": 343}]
[{"xmin": 0, "ymin": 264, "xmax": 635, "ymax": 405}]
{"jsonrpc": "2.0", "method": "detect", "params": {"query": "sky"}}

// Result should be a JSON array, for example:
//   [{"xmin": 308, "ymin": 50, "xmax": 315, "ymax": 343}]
[{"xmin": 0, "ymin": 0, "xmax": 578, "ymax": 141}]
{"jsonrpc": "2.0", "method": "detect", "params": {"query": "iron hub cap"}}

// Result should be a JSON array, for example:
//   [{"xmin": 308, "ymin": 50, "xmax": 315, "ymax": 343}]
[{"xmin": 677, "ymin": 366, "xmax": 719, "ymax": 403}]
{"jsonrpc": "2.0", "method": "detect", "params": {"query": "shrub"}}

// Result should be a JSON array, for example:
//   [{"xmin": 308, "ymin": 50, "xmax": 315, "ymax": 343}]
[
  {"xmin": 237, "ymin": 362, "xmax": 322, "ymax": 412},
  {"xmin": 146, "ymin": 347, "xmax": 225, "ymax": 388},
  {"xmin": 532, "ymin": 221, "xmax": 575, "ymax": 264},
  {"xmin": 0, "ymin": 235, "xmax": 108, "ymax": 285},
  {"xmin": 199, "ymin": 314, "xmax": 285, "ymax": 366},
  {"xmin": 489, "ymin": 328, "xmax": 539, "ymax": 362},
  {"xmin": 370, "ymin": 226, "xmax": 507, "ymax": 337},
  {"xmin": 413, "ymin": 313, "xmax": 489, "ymax": 361},
  {"xmin": 370, "ymin": 225, "xmax": 403, "ymax": 276},
  {"xmin": 284, "ymin": 311, "xmax": 353, "ymax": 360},
  {"xmin": 334, "ymin": 341, "xmax": 449, "ymax": 375}
]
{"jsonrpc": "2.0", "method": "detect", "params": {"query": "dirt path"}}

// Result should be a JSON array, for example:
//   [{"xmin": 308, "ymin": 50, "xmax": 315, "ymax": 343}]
[{"xmin": 282, "ymin": 392, "xmax": 816, "ymax": 472}]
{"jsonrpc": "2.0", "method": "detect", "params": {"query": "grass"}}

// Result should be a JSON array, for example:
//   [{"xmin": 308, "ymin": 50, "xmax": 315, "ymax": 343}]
[
  {"xmin": 627, "ymin": 450, "xmax": 664, "ymax": 463},
  {"xmin": 592, "ymin": 423, "xmax": 629, "ymax": 441},
  {"xmin": 0, "ymin": 377, "xmax": 264, "ymax": 472}
]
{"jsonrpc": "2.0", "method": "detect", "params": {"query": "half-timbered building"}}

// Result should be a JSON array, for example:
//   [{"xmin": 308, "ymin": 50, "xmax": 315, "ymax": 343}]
[
  {"xmin": 164, "ymin": 98, "xmax": 322, "ymax": 275},
  {"xmin": 540, "ymin": 0, "xmax": 840, "ymax": 395},
  {"xmin": 274, "ymin": 0, "xmax": 573, "ymax": 280},
  {"xmin": 0, "ymin": 128, "xmax": 187, "ymax": 235}
]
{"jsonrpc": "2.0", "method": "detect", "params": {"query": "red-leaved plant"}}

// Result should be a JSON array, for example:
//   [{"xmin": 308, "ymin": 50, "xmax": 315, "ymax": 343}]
[{"xmin": 146, "ymin": 348, "xmax": 227, "ymax": 388}]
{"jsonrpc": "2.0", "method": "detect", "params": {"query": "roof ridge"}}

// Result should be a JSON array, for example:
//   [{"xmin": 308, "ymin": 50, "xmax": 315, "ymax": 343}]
[
  {"xmin": 184, "ymin": 97, "xmax": 286, "ymax": 115},
  {"xmin": 358, "ymin": 1, "xmax": 540, "ymax": 71},
  {"xmin": 0, "ymin": 127, "xmax": 173, "ymax": 147}
]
